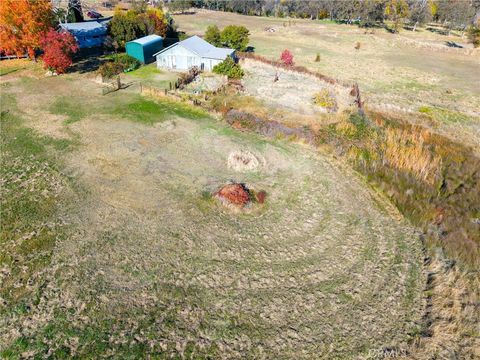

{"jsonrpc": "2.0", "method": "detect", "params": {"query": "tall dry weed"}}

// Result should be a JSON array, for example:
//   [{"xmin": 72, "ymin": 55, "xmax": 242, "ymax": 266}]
[
  {"xmin": 400, "ymin": 256, "xmax": 480, "ymax": 360},
  {"xmin": 383, "ymin": 128, "xmax": 442, "ymax": 185}
]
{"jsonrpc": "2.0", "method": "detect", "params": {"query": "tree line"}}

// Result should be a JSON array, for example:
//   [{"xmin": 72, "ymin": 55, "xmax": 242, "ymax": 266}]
[{"xmin": 169, "ymin": 0, "xmax": 480, "ymax": 40}]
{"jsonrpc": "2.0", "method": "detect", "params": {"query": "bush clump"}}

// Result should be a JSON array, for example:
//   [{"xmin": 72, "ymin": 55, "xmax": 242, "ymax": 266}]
[
  {"xmin": 280, "ymin": 49, "xmax": 294, "ymax": 66},
  {"xmin": 467, "ymin": 25, "xmax": 480, "ymax": 48},
  {"xmin": 204, "ymin": 25, "xmax": 250, "ymax": 51},
  {"xmin": 98, "ymin": 53, "xmax": 140, "ymax": 79},
  {"xmin": 212, "ymin": 57, "xmax": 244, "ymax": 79},
  {"xmin": 111, "ymin": 53, "xmax": 140, "ymax": 71},
  {"xmin": 313, "ymin": 89, "xmax": 337, "ymax": 112},
  {"xmin": 178, "ymin": 66, "xmax": 201, "ymax": 88},
  {"xmin": 98, "ymin": 62, "xmax": 124, "ymax": 79},
  {"xmin": 204, "ymin": 25, "xmax": 222, "ymax": 47},
  {"xmin": 220, "ymin": 25, "xmax": 250, "ymax": 51}
]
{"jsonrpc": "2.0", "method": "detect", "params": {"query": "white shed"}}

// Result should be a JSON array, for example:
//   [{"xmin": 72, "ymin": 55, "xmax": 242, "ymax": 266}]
[{"xmin": 153, "ymin": 35, "xmax": 235, "ymax": 71}]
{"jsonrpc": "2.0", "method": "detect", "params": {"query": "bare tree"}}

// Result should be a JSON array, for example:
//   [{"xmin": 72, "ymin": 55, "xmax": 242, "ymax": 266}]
[
  {"xmin": 436, "ymin": 0, "xmax": 476, "ymax": 36},
  {"xmin": 408, "ymin": 0, "xmax": 431, "ymax": 31},
  {"xmin": 51, "ymin": 0, "xmax": 84, "ymax": 23}
]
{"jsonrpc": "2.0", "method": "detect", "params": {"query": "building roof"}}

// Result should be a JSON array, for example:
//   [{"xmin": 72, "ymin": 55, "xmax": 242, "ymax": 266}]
[
  {"xmin": 127, "ymin": 34, "xmax": 163, "ymax": 46},
  {"xmin": 59, "ymin": 21, "xmax": 107, "ymax": 36},
  {"xmin": 153, "ymin": 35, "xmax": 234, "ymax": 60}
]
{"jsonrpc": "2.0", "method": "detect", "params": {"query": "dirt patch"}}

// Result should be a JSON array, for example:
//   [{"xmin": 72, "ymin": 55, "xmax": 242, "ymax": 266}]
[
  {"xmin": 241, "ymin": 58, "xmax": 355, "ymax": 115},
  {"xmin": 24, "ymin": 109, "xmax": 72, "ymax": 140},
  {"xmin": 226, "ymin": 109, "xmax": 315, "ymax": 144},
  {"xmin": 227, "ymin": 150, "xmax": 261, "ymax": 172}
]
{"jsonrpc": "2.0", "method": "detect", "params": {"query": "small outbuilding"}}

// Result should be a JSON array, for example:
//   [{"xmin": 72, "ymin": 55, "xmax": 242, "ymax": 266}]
[
  {"xmin": 59, "ymin": 21, "xmax": 108, "ymax": 49},
  {"xmin": 154, "ymin": 35, "xmax": 235, "ymax": 71},
  {"xmin": 126, "ymin": 35, "xmax": 163, "ymax": 64}
]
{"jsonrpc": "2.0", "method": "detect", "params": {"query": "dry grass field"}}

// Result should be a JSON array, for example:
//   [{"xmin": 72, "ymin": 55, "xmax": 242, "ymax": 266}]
[
  {"xmin": 0, "ymin": 60, "xmax": 426, "ymax": 358},
  {"xmin": 175, "ymin": 10, "xmax": 480, "ymax": 151},
  {"xmin": 1, "ymin": 8, "xmax": 479, "ymax": 360}
]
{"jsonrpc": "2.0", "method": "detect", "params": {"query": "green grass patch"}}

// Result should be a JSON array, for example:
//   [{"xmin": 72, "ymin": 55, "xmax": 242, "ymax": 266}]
[
  {"xmin": 49, "ymin": 96, "xmax": 88, "ymax": 124},
  {"xmin": 0, "ymin": 101, "xmax": 74, "ymax": 307},
  {"xmin": 418, "ymin": 105, "xmax": 473, "ymax": 123},
  {"xmin": 125, "ymin": 64, "xmax": 178, "ymax": 89},
  {"xmin": 0, "ymin": 66, "xmax": 26, "ymax": 76},
  {"xmin": 126, "ymin": 63, "xmax": 162, "ymax": 79},
  {"xmin": 0, "ymin": 60, "xmax": 30, "ymax": 76},
  {"xmin": 396, "ymin": 80, "xmax": 435, "ymax": 91},
  {"xmin": 112, "ymin": 96, "xmax": 209, "ymax": 124}
]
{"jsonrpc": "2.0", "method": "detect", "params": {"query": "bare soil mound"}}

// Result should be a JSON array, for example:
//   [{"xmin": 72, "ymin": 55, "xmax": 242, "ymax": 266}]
[{"xmin": 215, "ymin": 182, "xmax": 251, "ymax": 207}]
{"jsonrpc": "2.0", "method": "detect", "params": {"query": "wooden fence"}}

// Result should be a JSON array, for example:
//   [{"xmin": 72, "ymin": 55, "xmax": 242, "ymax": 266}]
[{"xmin": 139, "ymin": 83, "xmax": 206, "ymax": 107}]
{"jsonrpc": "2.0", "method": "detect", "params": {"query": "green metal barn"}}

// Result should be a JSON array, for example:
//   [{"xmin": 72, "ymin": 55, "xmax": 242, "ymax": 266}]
[{"xmin": 126, "ymin": 35, "xmax": 163, "ymax": 64}]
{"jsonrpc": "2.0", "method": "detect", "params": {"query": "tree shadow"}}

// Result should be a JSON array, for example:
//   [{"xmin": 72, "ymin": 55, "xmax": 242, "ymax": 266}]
[
  {"xmin": 69, "ymin": 55, "xmax": 108, "ymax": 74},
  {"xmin": 245, "ymin": 46, "xmax": 255, "ymax": 53},
  {"xmin": 426, "ymin": 27, "xmax": 449, "ymax": 36},
  {"xmin": 170, "ymin": 10, "xmax": 197, "ymax": 15},
  {"xmin": 445, "ymin": 41, "xmax": 463, "ymax": 48},
  {"xmin": 163, "ymin": 36, "xmax": 180, "ymax": 47},
  {"xmin": 403, "ymin": 25, "xmax": 423, "ymax": 32}
]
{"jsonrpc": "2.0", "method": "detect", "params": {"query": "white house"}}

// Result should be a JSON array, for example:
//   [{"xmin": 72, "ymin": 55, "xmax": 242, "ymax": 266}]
[{"xmin": 154, "ymin": 35, "xmax": 235, "ymax": 71}]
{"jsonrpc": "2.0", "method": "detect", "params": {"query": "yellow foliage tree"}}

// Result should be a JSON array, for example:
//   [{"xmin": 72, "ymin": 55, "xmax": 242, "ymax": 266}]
[{"xmin": 384, "ymin": 0, "xmax": 410, "ymax": 33}]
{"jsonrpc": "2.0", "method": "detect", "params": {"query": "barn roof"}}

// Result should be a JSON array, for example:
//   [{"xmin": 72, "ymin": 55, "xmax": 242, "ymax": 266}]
[
  {"xmin": 128, "ymin": 34, "xmax": 163, "ymax": 46},
  {"xmin": 153, "ymin": 35, "xmax": 234, "ymax": 60},
  {"xmin": 59, "ymin": 21, "xmax": 107, "ymax": 35},
  {"xmin": 60, "ymin": 21, "xmax": 105, "ymax": 31}
]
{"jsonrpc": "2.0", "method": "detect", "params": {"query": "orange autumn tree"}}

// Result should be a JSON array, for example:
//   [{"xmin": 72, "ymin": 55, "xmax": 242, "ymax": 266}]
[{"xmin": 0, "ymin": 0, "xmax": 53, "ymax": 58}]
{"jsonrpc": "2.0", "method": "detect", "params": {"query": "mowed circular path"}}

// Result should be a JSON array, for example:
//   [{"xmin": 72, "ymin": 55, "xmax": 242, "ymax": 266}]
[{"xmin": 48, "ymin": 113, "xmax": 424, "ymax": 358}]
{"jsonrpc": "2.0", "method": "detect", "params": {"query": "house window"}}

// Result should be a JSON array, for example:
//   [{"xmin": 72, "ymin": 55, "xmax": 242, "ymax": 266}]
[{"xmin": 187, "ymin": 56, "xmax": 194, "ymax": 68}]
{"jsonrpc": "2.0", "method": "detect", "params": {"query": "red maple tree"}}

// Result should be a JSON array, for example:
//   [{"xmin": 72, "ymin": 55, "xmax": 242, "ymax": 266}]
[
  {"xmin": 280, "ymin": 49, "xmax": 294, "ymax": 66},
  {"xmin": 0, "ymin": 0, "xmax": 53, "ymax": 59},
  {"xmin": 41, "ymin": 30, "xmax": 79, "ymax": 74}
]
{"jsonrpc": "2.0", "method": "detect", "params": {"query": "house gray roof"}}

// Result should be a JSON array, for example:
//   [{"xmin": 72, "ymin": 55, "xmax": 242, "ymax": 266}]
[
  {"xmin": 127, "ymin": 34, "xmax": 162, "ymax": 46},
  {"xmin": 153, "ymin": 35, "xmax": 234, "ymax": 60}
]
